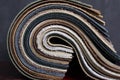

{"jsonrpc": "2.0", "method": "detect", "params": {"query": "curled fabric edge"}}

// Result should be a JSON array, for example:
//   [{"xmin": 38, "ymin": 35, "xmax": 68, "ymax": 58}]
[{"xmin": 7, "ymin": 0, "xmax": 120, "ymax": 80}]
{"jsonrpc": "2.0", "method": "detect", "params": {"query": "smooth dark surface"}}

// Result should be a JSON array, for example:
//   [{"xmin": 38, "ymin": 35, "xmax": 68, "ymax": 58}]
[{"xmin": 0, "ymin": 0, "xmax": 120, "ymax": 80}]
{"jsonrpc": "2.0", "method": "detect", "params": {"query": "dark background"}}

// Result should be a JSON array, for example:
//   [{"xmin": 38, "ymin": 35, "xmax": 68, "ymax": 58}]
[{"xmin": 0, "ymin": 0, "xmax": 120, "ymax": 80}]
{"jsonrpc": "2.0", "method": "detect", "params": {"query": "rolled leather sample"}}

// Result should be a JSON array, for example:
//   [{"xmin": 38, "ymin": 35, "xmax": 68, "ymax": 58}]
[{"xmin": 7, "ymin": 0, "xmax": 120, "ymax": 80}]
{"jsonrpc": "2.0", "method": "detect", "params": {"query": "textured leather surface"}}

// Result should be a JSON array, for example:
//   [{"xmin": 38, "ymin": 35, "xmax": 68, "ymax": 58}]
[
  {"xmin": 1, "ymin": 0, "xmax": 120, "ymax": 80},
  {"xmin": 0, "ymin": 0, "xmax": 120, "ymax": 61}
]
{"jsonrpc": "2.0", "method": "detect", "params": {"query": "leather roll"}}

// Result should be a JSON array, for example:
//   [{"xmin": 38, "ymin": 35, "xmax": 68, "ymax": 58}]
[{"xmin": 7, "ymin": 0, "xmax": 120, "ymax": 79}]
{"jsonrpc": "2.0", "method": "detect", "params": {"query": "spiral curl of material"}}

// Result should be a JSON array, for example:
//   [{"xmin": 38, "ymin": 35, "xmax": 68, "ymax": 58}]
[{"xmin": 7, "ymin": 0, "xmax": 120, "ymax": 79}]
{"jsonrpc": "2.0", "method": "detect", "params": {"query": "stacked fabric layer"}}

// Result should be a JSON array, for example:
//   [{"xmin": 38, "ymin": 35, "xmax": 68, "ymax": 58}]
[{"xmin": 7, "ymin": 0, "xmax": 120, "ymax": 79}]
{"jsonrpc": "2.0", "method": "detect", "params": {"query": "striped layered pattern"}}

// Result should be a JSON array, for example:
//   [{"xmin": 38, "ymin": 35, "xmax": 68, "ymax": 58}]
[{"xmin": 7, "ymin": 0, "xmax": 120, "ymax": 80}]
